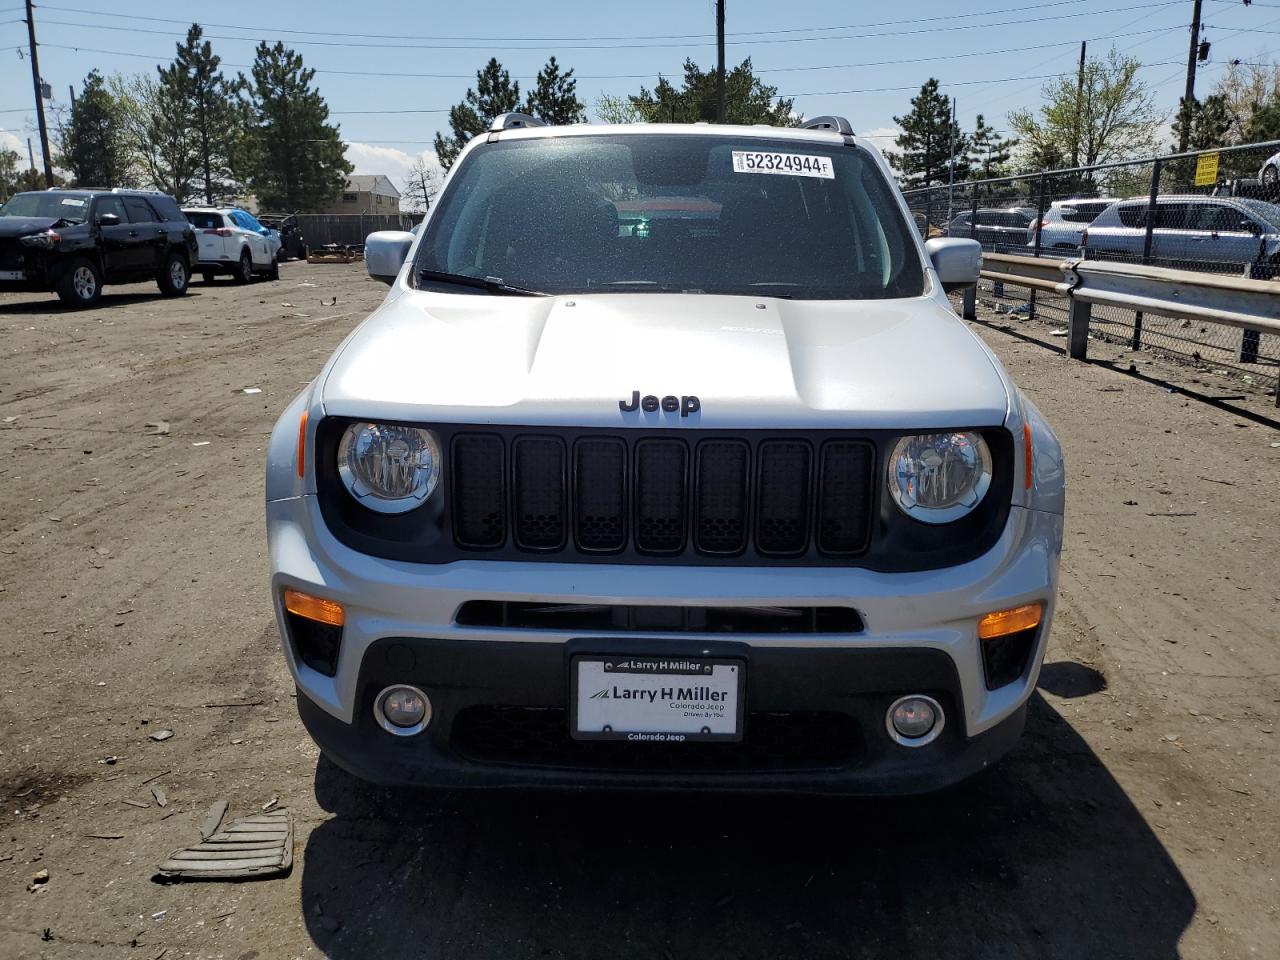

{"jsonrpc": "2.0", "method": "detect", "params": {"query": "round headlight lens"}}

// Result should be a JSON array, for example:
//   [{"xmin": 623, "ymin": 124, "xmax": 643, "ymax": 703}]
[
  {"xmin": 337, "ymin": 422, "xmax": 441, "ymax": 513},
  {"xmin": 888, "ymin": 431, "xmax": 992, "ymax": 524}
]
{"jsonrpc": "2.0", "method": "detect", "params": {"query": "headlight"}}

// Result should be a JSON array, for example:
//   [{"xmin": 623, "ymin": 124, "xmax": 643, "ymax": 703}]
[
  {"xmin": 888, "ymin": 432, "xmax": 992, "ymax": 524},
  {"xmin": 19, "ymin": 230, "xmax": 60, "ymax": 249},
  {"xmin": 337, "ymin": 422, "xmax": 441, "ymax": 514}
]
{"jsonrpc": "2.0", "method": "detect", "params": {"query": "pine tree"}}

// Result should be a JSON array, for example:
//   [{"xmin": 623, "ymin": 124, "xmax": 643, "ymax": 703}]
[
  {"xmin": 1171, "ymin": 94, "xmax": 1234, "ymax": 151},
  {"xmin": 890, "ymin": 80, "xmax": 968, "ymax": 188},
  {"xmin": 628, "ymin": 58, "xmax": 798, "ymax": 126},
  {"xmin": 242, "ymin": 42, "xmax": 352, "ymax": 212},
  {"xmin": 969, "ymin": 114, "xmax": 1015, "ymax": 181},
  {"xmin": 57, "ymin": 71, "xmax": 135, "ymax": 188},
  {"xmin": 168, "ymin": 25, "xmax": 244, "ymax": 204},
  {"xmin": 524, "ymin": 57, "xmax": 586, "ymax": 125},
  {"xmin": 434, "ymin": 59, "xmax": 522, "ymax": 171},
  {"xmin": 0, "ymin": 149, "xmax": 19, "ymax": 201}
]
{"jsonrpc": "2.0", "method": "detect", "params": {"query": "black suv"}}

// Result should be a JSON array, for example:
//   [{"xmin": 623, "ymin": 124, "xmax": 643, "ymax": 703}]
[{"xmin": 0, "ymin": 188, "xmax": 199, "ymax": 307}]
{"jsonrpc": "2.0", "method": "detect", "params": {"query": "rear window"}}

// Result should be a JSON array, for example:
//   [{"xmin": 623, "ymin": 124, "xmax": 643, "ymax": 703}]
[
  {"xmin": 976, "ymin": 211, "xmax": 1030, "ymax": 227},
  {"xmin": 185, "ymin": 211, "xmax": 224, "ymax": 230},
  {"xmin": 148, "ymin": 194, "xmax": 186, "ymax": 222},
  {"xmin": 415, "ymin": 133, "xmax": 926, "ymax": 300},
  {"xmin": 1116, "ymin": 206, "xmax": 1146, "ymax": 229},
  {"xmin": 1060, "ymin": 203, "xmax": 1109, "ymax": 223}
]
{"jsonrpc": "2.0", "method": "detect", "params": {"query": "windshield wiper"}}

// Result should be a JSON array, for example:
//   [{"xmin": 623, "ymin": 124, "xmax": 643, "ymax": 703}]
[{"xmin": 417, "ymin": 269, "xmax": 546, "ymax": 296}]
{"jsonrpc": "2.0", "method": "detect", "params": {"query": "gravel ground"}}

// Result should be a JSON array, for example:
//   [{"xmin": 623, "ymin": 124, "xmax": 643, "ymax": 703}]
[{"xmin": 0, "ymin": 263, "xmax": 1277, "ymax": 960}]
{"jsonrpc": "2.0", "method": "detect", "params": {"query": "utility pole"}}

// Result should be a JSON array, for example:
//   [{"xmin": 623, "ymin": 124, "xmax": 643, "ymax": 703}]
[
  {"xmin": 24, "ymin": 0, "xmax": 54, "ymax": 187},
  {"xmin": 715, "ymin": 0, "xmax": 726, "ymax": 123},
  {"xmin": 946, "ymin": 96, "xmax": 957, "ymax": 221},
  {"xmin": 1071, "ymin": 40, "xmax": 1086, "ymax": 168},
  {"xmin": 69, "ymin": 84, "xmax": 75, "ymax": 107},
  {"xmin": 1178, "ymin": 0, "xmax": 1203, "ymax": 153}
]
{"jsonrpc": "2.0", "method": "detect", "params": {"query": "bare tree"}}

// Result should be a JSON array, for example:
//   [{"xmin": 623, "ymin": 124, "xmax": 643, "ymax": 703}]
[{"xmin": 403, "ymin": 156, "xmax": 440, "ymax": 214}]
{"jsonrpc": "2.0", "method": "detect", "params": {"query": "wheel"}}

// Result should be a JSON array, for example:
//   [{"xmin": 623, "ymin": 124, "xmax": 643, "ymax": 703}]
[
  {"xmin": 233, "ymin": 250, "xmax": 252, "ymax": 285},
  {"xmin": 267, "ymin": 254, "xmax": 280, "ymax": 281},
  {"xmin": 201, "ymin": 271, "xmax": 215, "ymax": 284},
  {"xmin": 157, "ymin": 251, "xmax": 190, "ymax": 297},
  {"xmin": 1263, "ymin": 165, "xmax": 1279, "ymax": 190},
  {"xmin": 55, "ymin": 257, "xmax": 103, "ymax": 308}
]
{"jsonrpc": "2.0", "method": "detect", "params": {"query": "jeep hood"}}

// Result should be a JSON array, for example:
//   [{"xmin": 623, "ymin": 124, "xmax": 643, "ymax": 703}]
[{"xmin": 320, "ymin": 292, "xmax": 1011, "ymax": 429}]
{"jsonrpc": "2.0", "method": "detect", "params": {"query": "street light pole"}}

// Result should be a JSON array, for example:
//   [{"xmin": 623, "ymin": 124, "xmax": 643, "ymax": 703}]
[{"xmin": 715, "ymin": 0, "xmax": 726, "ymax": 123}]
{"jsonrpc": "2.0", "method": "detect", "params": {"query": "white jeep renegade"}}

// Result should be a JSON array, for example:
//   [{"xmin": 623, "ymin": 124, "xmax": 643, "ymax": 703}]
[{"xmin": 265, "ymin": 115, "xmax": 1064, "ymax": 794}]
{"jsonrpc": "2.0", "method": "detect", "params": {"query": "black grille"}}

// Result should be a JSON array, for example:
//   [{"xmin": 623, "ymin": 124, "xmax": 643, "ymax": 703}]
[
  {"xmin": 451, "ymin": 706, "xmax": 862, "ymax": 771},
  {"xmin": 756, "ymin": 441, "xmax": 812, "ymax": 555},
  {"xmin": 512, "ymin": 436, "xmax": 566, "ymax": 549},
  {"xmin": 449, "ymin": 429, "xmax": 875, "ymax": 561},
  {"xmin": 451, "ymin": 434, "xmax": 506, "ymax": 548},
  {"xmin": 455, "ymin": 601, "xmax": 864, "ymax": 634},
  {"xmin": 635, "ymin": 439, "xmax": 688, "ymax": 554},
  {"xmin": 0, "ymin": 240, "xmax": 25, "ymax": 272}
]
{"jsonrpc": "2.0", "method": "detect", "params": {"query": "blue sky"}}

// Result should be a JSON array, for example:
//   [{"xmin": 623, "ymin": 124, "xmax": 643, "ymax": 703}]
[{"xmin": 2, "ymin": 0, "xmax": 1277, "ymax": 193}]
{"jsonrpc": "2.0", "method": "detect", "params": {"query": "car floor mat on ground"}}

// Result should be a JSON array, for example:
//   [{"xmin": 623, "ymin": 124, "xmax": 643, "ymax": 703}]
[{"xmin": 156, "ymin": 808, "xmax": 293, "ymax": 881}]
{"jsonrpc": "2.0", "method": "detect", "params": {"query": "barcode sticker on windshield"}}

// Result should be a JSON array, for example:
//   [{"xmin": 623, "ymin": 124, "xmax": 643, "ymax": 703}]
[
  {"xmin": 60, "ymin": 198, "xmax": 85, "ymax": 207},
  {"xmin": 731, "ymin": 151, "xmax": 834, "ymax": 179}
]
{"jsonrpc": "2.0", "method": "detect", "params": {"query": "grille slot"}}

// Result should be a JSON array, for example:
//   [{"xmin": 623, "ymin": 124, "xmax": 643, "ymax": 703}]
[
  {"xmin": 817, "ymin": 441, "xmax": 875, "ymax": 555},
  {"xmin": 513, "ymin": 436, "xmax": 566, "ymax": 550},
  {"xmin": 695, "ymin": 440, "xmax": 749, "ymax": 554},
  {"xmin": 634, "ymin": 439, "xmax": 688, "ymax": 554},
  {"xmin": 574, "ymin": 438, "xmax": 627, "ymax": 552},
  {"xmin": 451, "ymin": 434, "xmax": 506, "ymax": 548},
  {"xmin": 756, "ymin": 440, "xmax": 812, "ymax": 555},
  {"xmin": 455, "ymin": 601, "xmax": 864, "ymax": 634}
]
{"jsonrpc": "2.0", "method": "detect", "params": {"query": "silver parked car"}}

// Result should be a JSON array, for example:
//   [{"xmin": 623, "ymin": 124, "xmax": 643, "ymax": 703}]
[
  {"xmin": 1260, "ymin": 150, "xmax": 1280, "ymax": 190},
  {"xmin": 945, "ymin": 206, "xmax": 1038, "ymax": 252},
  {"xmin": 1029, "ymin": 198, "xmax": 1115, "ymax": 250},
  {"xmin": 1083, "ymin": 195, "xmax": 1280, "ymax": 275},
  {"xmin": 265, "ymin": 115, "xmax": 1064, "ymax": 795}
]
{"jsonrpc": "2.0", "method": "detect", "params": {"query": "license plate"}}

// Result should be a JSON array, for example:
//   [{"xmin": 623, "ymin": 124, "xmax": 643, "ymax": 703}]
[
  {"xmin": 0, "ymin": 270, "xmax": 24, "ymax": 281},
  {"xmin": 571, "ymin": 655, "xmax": 744, "ymax": 742}
]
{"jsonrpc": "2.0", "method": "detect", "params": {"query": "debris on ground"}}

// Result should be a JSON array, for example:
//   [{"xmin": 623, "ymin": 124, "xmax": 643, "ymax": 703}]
[
  {"xmin": 1050, "ymin": 329, "xmax": 1068, "ymax": 337},
  {"xmin": 200, "ymin": 800, "xmax": 228, "ymax": 841},
  {"xmin": 143, "ymin": 421, "xmax": 170, "ymax": 436},
  {"xmin": 156, "ymin": 808, "xmax": 293, "ymax": 881},
  {"xmin": 148, "ymin": 729, "xmax": 174, "ymax": 742},
  {"xmin": 239, "ymin": 387, "xmax": 262, "ymax": 395},
  {"xmin": 151, "ymin": 786, "xmax": 168, "ymax": 807},
  {"xmin": 261, "ymin": 796, "xmax": 278, "ymax": 813}
]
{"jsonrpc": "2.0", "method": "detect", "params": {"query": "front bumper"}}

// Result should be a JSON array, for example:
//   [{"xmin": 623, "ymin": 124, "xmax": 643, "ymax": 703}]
[{"xmin": 268, "ymin": 492, "xmax": 1061, "ymax": 793}]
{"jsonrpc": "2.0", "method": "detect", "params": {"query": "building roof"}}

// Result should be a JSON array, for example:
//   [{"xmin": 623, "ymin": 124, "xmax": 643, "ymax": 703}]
[{"xmin": 345, "ymin": 174, "xmax": 401, "ymax": 199}]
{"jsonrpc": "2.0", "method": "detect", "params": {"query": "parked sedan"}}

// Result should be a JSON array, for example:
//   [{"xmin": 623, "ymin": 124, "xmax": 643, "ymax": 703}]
[
  {"xmin": 946, "ymin": 207, "xmax": 1037, "ymax": 252},
  {"xmin": 183, "ymin": 207, "xmax": 280, "ymax": 283},
  {"xmin": 1028, "ymin": 198, "xmax": 1114, "ymax": 250},
  {"xmin": 1260, "ymin": 150, "xmax": 1280, "ymax": 191},
  {"xmin": 1081, "ymin": 195, "xmax": 1280, "ymax": 276}
]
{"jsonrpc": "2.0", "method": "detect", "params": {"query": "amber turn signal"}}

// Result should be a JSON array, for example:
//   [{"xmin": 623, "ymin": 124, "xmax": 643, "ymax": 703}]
[
  {"xmin": 283, "ymin": 588, "xmax": 344, "ymax": 627},
  {"xmin": 978, "ymin": 602, "xmax": 1042, "ymax": 640}
]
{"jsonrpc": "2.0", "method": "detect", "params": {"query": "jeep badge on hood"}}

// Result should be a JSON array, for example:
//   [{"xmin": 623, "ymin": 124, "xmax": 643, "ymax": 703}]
[{"xmin": 619, "ymin": 391, "xmax": 701, "ymax": 417}]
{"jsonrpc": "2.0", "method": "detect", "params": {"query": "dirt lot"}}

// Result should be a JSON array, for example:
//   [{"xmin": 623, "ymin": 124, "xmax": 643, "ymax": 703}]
[{"xmin": 0, "ymin": 263, "xmax": 1277, "ymax": 960}]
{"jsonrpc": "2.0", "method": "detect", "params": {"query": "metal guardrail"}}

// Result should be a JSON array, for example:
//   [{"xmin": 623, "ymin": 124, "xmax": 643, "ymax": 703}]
[{"xmin": 967, "ymin": 253, "xmax": 1280, "ymax": 406}]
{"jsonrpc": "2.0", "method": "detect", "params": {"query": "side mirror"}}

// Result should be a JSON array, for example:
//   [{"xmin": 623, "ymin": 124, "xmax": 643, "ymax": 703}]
[
  {"xmin": 925, "ymin": 237, "xmax": 982, "ymax": 292},
  {"xmin": 366, "ymin": 230, "xmax": 415, "ymax": 285},
  {"xmin": 260, "ymin": 226, "xmax": 271, "ymax": 236},
  {"xmin": 97, "ymin": 212, "xmax": 121, "ymax": 227},
  {"xmin": 1240, "ymin": 219, "xmax": 1262, "ymax": 236}
]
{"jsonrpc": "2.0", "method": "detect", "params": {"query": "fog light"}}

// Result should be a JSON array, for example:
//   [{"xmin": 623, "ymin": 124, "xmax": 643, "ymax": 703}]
[
  {"xmin": 886, "ymin": 695, "xmax": 945, "ymax": 747},
  {"xmin": 374, "ymin": 685, "xmax": 431, "ymax": 736}
]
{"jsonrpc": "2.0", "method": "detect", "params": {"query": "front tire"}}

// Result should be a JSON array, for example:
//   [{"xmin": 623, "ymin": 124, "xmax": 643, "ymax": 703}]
[
  {"xmin": 267, "ymin": 254, "xmax": 280, "ymax": 281},
  {"xmin": 233, "ymin": 250, "xmax": 252, "ymax": 285},
  {"xmin": 55, "ymin": 257, "xmax": 103, "ymax": 308},
  {"xmin": 1263, "ymin": 165, "xmax": 1279, "ymax": 191},
  {"xmin": 157, "ymin": 251, "xmax": 190, "ymax": 297}
]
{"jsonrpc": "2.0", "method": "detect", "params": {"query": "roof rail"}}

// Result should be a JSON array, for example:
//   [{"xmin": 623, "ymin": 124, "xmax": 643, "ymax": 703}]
[
  {"xmin": 489, "ymin": 113, "xmax": 547, "ymax": 133},
  {"xmin": 111, "ymin": 187, "xmax": 169, "ymax": 196},
  {"xmin": 802, "ymin": 116, "xmax": 854, "ymax": 137}
]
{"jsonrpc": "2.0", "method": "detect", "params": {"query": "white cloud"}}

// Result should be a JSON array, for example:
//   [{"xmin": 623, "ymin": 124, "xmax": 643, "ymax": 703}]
[
  {"xmin": 859, "ymin": 126, "xmax": 901, "ymax": 145},
  {"xmin": 343, "ymin": 141, "xmax": 443, "ymax": 212},
  {"xmin": 0, "ymin": 129, "xmax": 29, "ymax": 161}
]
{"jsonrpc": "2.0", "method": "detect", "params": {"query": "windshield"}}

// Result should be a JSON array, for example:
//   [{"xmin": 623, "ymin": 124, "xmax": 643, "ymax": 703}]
[
  {"xmin": 415, "ymin": 133, "xmax": 925, "ymax": 299},
  {"xmin": 1239, "ymin": 199, "xmax": 1280, "ymax": 231},
  {"xmin": 0, "ymin": 192, "xmax": 90, "ymax": 223}
]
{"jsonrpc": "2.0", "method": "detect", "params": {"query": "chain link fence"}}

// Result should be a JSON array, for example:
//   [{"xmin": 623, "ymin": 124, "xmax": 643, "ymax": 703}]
[{"xmin": 902, "ymin": 139, "xmax": 1280, "ymax": 395}]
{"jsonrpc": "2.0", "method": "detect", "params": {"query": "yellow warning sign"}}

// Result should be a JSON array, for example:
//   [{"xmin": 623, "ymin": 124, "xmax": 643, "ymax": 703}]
[{"xmin": 1194, "ymin": 152, "xmax": 1220, "ymax": 186}]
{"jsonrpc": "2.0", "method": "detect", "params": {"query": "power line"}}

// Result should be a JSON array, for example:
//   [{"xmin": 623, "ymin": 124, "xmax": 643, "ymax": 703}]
[
  {"xmin": 33, "ymin": 0, "xmax": 1168, "ymax": 44},
  {"xmin": 32, "ymin": 3, "xmax": 1188, "ymax": 52}
]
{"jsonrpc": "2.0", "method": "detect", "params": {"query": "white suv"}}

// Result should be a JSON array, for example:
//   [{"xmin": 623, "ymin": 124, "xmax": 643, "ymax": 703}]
[
  {"xmin": 265, "ymin": 115, "xmax": 1064, "ymax": 795},
  {"xmin": 183, "ymin": 207, "xmax": 280, "ymax": 283}
]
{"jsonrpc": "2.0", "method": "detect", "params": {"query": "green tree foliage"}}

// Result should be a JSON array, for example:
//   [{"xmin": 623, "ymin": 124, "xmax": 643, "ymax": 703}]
[
  {"xmin": 434, "ymin": 59, "xmax": 522, "ymax": 171},
  {"xmin": 0, "ymin": 148, "xmax": 20, "ymax": 201},
  {"xmin": 524, "ymin": 56, "xmax": 585, "ymax": 125},
  {"xmin": 890, "ymin": 79, "xmax": 968, "ymax": 187},
  {"xmin": 1211, "ymin": 60, "xmax": 1280, "ymax": 141},
  {"xmin": 56, "ymin": 70, "xmax": 136, "ymax": 188},
  {"xmin": 241, "ymin": 42, "xmax": 352, "ymax": 212},
  {"xmin": 1008, "ymin": 49, "xmax": 1160, "ymax": 170},
  {"xmin": 1171, "ymin": 94, "xmax": 1234, "ymax": 151},
  {"xmin": 969, "ymin": 114, "xmax": 1016, "ymax": 180},
  {"xmin": 628, "ymin": 58, "xmax": 799, "ymax": 126},
  {"xmin": 109, "ymin": 74, "xmax": 199, "ymax": 203},
  {"xmin": 594, "ymin": 93, "xmax": 643, "ymax": 124},
  {"xmin": 1243, "ymin": 95, "xmax": 1280, "ymax": 143},
  {"xmin": 163, "ymin": 25, "xmax": 244, "ymax": 204}
]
